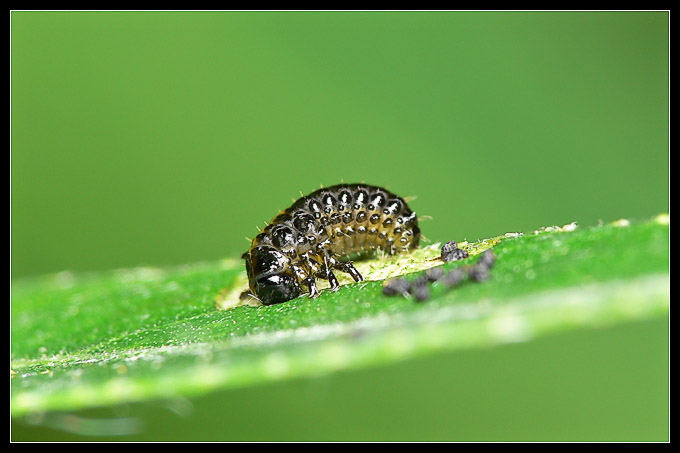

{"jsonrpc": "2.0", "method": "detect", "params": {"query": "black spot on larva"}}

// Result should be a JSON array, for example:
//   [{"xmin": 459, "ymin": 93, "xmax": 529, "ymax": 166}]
[
  {"xmin": 369, "ymin": 192, "xmax": 387, "ymax": 210},
  {"xmin": 270, "ymin": 225, "xmax": 296, "ymax": 249},
  {"xmin": 402, "ymin": 212, "xmax": 418, "ymax": 226},
  {"xmin": 322, "ymin": 193, "xmax": 337, "ymax": 214},
  {"xmin": 383, "ymin": 199, "xmax": 403, "ymax": 216},
  {"xmin": 308, "ymin": 199, "xmax": 323, "ymax": 218},
  {"xmin": 254, "ymin": 232, "xmax": 269, "ymax": 244},
  {"xmin": 354, "ymin": 190, "xmax": 369, "ymax": 207},
  {"xmin": 293, "ymin": 212, "xmax": 316, "ymax": 233},
  {"xmin": 244, "ymin": 184, "xmax": 420, "ymax": 305},
  {"xmin": 338, "ymin": 190, "xmax": 352, "ymax": 205}
]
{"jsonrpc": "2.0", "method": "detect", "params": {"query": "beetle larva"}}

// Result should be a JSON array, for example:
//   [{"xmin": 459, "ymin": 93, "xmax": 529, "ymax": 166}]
[{"xmin": 242, "ymin": 183, "xmax": 420, "ymax": 305}]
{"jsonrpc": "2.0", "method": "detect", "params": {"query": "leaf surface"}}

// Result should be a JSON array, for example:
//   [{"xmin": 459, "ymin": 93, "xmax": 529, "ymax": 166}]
[{"xmin": 11, "ymin": 216, "xmax": 669, "ymax": 416}]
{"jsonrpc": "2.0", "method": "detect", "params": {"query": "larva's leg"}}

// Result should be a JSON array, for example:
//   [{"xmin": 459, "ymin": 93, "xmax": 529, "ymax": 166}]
[
  {"xmin": 319, "ymin": 252, "xmax": 341, "ymax": 291},
  {"xmin": 334, "ymin": 261, "xmax": 364, "ymax": 282},
  {"xmin": 309, "ymin": 260, "xmax": 339, "ymax": 292},
  {"xmin": 293, "ymin": 261, "xmax": 319, "ymax": 299},
  {"xmin": 327, "ymin": 270, "xmax": 340, "ymax": 291},
  {"xmin": 305, "ymin": 276, "xmax": 320, "ymax": 298}
]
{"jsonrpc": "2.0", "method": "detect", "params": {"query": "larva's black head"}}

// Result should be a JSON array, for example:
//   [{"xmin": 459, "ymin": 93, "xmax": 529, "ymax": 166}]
[
  {"xmin": 253, "ymin": 273, "xmax": 302, "ymax": 305},
  {"xmin": 244, "ymin": 245, "xmax": 300, "ymax": 305}
]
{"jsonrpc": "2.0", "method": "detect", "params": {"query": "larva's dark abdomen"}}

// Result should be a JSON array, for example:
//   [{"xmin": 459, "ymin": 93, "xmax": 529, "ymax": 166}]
[{"xmin": 243, "ymin": 184, "xmax": 420, "ymax": 305}]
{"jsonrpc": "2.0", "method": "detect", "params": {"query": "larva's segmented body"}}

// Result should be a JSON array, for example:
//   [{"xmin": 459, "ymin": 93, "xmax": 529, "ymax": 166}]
[{"xmin": 243, "ymin": 183, "xmax": 420, "ymax": 305}]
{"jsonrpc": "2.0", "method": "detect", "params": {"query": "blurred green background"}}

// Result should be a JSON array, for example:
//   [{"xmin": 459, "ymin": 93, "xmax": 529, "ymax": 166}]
[{"xmin": 11, "ymin": 11, "xmax": 669, "ymax": 279}]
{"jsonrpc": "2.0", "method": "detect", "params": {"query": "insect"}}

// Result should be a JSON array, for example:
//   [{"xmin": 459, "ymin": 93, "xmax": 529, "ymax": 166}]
[{"xmin": 242, "ymin": 183, "xmax": 420, "ymax": 305}]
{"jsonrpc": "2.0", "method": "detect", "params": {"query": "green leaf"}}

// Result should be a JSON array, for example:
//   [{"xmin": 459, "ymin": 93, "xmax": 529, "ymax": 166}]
[{"xmin": 11, "ymin": 215, "xmax": 669, "ymax": 417}]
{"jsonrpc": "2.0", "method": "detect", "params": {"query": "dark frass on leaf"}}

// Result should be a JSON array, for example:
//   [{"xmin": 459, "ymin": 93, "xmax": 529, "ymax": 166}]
[
  {"xmin": 423, "ymin": 266, "xmax": 445, "ymax": 282},
  {"xmin": 383, "ymin": 249, "xmax": 497, "ymax": 302},
  {"xmin": 468, "ymin": 249, "xmax": 497, "ymax": 281},
  {"xmin": 382, "ymin": 277, "xmax": 412, "ymax": 296},
  {"xmin": 441, "ymin": 241, "xmax": 469, "ymax": 262},
  {"xmin": 476, "ymin": 248, "xmax": 496, "ymax": 268},
  {"xmin": 441, "ymin": 268, "xmax": 464, "ymax": 288},
  {"xmin": 410, "ymin": 283, "xmax": 431, "ymax": 302},
  {"xmin": 382, "ymin": 276, "xmax": 431, "ymax": 302},
  {"xmin": 466, "ymin": 250, "xmax": 496, "ymax": 282},
  {"xmin": 468, "ymin": 265, "xmax": 490, "ymax": 282}
]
